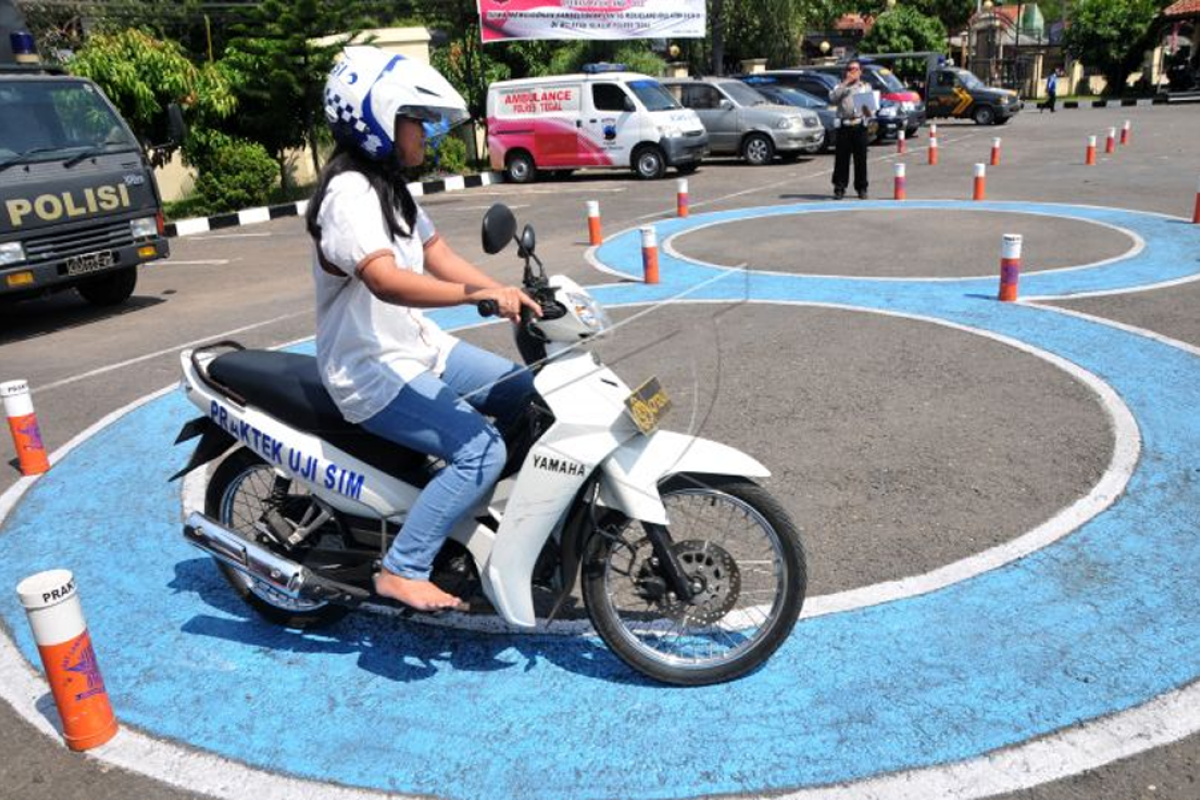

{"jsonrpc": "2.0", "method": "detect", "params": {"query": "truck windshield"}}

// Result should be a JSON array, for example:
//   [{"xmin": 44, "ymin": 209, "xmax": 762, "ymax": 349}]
[
  {"xmin": 955, "ymin": 70, "xmax": 984, "ymax": 90},
  {"xmin": 0, "ymin": 79, "xmax": 137, "ymax": 167},
  {"xmin": 873, "ymin": 69, "xmax": 907, "ymax": 92},
  {"xmin": 627, "ymin": 80, "xmax": 681, "ymax": 111}
]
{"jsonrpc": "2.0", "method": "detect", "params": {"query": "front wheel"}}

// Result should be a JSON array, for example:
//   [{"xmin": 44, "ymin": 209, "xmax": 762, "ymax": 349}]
[
  {"xmin": 76, "ymin": 266, "xmax": 137, "ymax": 306},
  {"xmin": 742, "ymin": 133, "xmax": 775, "ymax": 166},
  {"xmin": 973, "ymin": 105, "xmax": 996, "ymax": 125},
  {"xmin": 582, "ymin": 474, "xmax": 806, "ymax": 685},
  {"xmin": 632, "ymin": 145, "xmax": 667, "ymax": 180},
  {"xmin": 506, "ymin": 150, "xmax": 536, "ymax": 183}
]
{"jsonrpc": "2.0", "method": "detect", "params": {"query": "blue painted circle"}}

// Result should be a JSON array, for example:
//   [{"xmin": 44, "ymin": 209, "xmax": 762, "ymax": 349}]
[{"xmin": 2, "ymin": 201, "xmax": 1199, "ymax": 800}]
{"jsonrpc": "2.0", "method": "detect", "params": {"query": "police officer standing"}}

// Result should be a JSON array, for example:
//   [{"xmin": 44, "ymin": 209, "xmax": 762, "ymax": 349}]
[{"xmin": 830, "ymin": 61, "xmax": 873, "ymax": 200}]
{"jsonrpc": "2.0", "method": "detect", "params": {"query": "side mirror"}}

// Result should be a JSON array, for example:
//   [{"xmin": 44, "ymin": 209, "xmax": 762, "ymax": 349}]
[
  {"xmin": 519, "ymin": 223, "xmax": 536, "ymax": 256},
  {"xmin": 167, "ymin": 103, "xmax": 188, "ymax": 146},
  {"xmin": 482, "ymin": 203, "xmax": 517, "ymax": 254},
  {"xmin": 719, "ymin": 98, "xmax": 734, "ymax": 110}
]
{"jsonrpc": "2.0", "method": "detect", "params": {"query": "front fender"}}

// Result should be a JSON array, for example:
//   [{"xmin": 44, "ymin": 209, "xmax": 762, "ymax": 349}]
[{"xmin": 597, "ymin": 431, "xmax": 770, "ymax": 525}]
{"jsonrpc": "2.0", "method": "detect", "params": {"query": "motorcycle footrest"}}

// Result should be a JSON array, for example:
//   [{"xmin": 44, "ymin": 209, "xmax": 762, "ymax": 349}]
[{"xmin": 299, "ymin": 572, "xmax": 371, "ymax": 606}]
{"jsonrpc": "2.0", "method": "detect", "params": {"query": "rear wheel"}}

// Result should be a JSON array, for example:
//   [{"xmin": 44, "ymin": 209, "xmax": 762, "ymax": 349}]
[
  {"xmin": 742, "ymin": 133, "xmax": 775, "ymax": 166},
  {"xmin": 76, "ymin": 266, "xmax": 137, "ymax": 307},
  {"xmin": 204, "ymin": 449, "xmax": 349, "ymax": 628},
  {"xmin": 582, "ymin": 474, "xmax": 806, "ymax": 685},
  {"xmin": 506, "ymin": 150, "xmax": 536, "ymax": 183}
]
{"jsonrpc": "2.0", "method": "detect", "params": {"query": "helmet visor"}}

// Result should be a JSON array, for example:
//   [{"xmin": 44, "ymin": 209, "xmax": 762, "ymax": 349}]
[{"xmin": 399, "ymin": 104, "xmax": 471, "ymax": 134}]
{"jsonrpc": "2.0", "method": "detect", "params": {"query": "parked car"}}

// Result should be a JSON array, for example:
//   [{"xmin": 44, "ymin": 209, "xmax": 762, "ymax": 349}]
[
  {"xmin": 750, "ymin": 69, "xmax": 917, "ymax": 141},
  {"xmin": 736, "ymin": 77, "xmax": 878, "ymax": 152},
  {"xmin": 661, "ymin": 77, "xmax": 823, "ymax": 165},
  {"xmin": 486, "ymin": 66, "xmax": 708, "ymax": 183},
  {"xmin": 924, "ymin": 67, "xmax": 1022, "ymax": 125},
  {"xmin": 807, "ymin": 62, "xmax": 926, "ymax": 127}
]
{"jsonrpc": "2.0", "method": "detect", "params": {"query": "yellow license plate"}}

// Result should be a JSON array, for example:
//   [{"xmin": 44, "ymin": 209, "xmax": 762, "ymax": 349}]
[{"xmin": 625, "ymin": 377, "xmax": 672, "ymax": 435}]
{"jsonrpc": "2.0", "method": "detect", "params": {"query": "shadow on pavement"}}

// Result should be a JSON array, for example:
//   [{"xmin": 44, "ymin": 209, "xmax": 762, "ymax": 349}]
[{"xmin": 0, "ymin": 294, "xmax": 165, "ymax": 346}]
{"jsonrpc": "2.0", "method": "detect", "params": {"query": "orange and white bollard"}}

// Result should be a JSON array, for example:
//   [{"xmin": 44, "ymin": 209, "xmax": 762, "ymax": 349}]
[
  {"xmin": 897, "ymin": 129, "xmax": 906, "ymax": 154},
  {"xmin": 1120, "ymin": 119, "xmax": 1131, "ymax": 146},
  {"xmin": 990, "ymin": 137, "xmax": 1002, "ymax": 167},
  {"xmin": 640, "ymin": 225, "xmax": 659, "ymax": 284},
  {"xmin": 928, "ymin": 133, "xmax": 939, "ymax": 166},
  {"xmin": 998, "ymin": 233, "xmax": 1022, "ymax": 302},
  {"xmin": 1105, "ymin": 127, "xmax": 1116, "ymax": 154},
  {"xmin": 930, "ymin": 123, "xmax": 937, "ymax": 138},
  {"xmin": 586, "ymin": 200, "xmax": 602, "ymax": 246},
  {"xmin": 16, "ymin": 570, "xmax": 118, "ymax": 751},
  {"xmin": 676, "ymin": 178, "xmax": 689, "ymax": 218},
  {"xmin": 893, "ymin": 162, "xmax": 907, "ymax": 201},
  {"xmin": 973, "ymin": 163, "xmax": 987, "ymax": 201},
  {"xmin": 1085, "ymin": 136, "xmax": 1097, "ymax": 166},
  {"xmin": 2, "ymin": 380, "xmax": 49, "ymax": 476},
  {"xmin": 1192, "ymin": 175, "xmax": 1200, "ymax": 225}
]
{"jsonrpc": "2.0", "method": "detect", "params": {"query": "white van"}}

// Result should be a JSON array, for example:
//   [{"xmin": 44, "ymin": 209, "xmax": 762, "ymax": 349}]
[{"xmin": 486, "ymin": 66, "xmax": 709, "ymax": 183}]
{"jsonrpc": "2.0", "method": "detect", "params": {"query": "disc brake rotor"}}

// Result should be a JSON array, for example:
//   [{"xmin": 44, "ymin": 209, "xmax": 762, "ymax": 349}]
[{"xmin": 639, "ymin": 540, "xmax": 742, "ymax": 624}]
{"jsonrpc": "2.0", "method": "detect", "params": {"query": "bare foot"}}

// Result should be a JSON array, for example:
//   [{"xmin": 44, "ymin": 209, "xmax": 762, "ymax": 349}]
[{"xmin": 373, "ymin": 571, "xmax": 464, "ymax": 612}]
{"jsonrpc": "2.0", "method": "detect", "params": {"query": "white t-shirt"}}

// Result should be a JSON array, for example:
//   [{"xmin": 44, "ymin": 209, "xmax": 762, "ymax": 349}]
[{"xmin": 312, "ymin": 171, "xmax": 458, "ymax": 424}]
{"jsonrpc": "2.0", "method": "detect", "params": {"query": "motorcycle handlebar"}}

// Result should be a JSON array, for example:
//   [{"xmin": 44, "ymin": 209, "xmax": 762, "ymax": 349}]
[{"xmin": 477, "ymin": 299, "xmax": 500, "ymax": 318}]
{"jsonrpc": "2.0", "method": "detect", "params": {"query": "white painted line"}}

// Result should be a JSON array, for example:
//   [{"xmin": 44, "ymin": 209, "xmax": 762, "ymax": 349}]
[
  {"xmin": 237, "ymin": 207, "xmax": 271, "ymax": 225},
  {"xmin": 193, "ymin": 232, "xmax": 273, "ymax": 240},
  {"xmin": 147, "ymin": 259, "xmax": 232, "ymax": 266},
  {"xmin": 407, "ymin": 181, "xmax": 424, "ymax": 197},
  {"xmin": 295, "ymin": 199, "xmax": 309, "ymax": 215},
  {"xmin": 443, "ymin": 175, "xmax": 466, "ymax": 191},
  {"xmin": 1023, "ymin": 270, "xmax": 1200, "ymax": 300},
  {"xmin": 31, "ymin": 310, "xmax": 312, "ymax": 395}
]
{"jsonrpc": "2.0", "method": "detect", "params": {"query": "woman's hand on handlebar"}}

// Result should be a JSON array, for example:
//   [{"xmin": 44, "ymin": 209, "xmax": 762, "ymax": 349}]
[{"xmin": 470, "ymin": 286, "xmax": 542, "ymax": 322}]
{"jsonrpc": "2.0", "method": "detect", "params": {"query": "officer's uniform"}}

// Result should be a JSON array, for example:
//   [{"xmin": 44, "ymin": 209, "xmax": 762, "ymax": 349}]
[{"xmin": 830, "ymin": 80, "xmax": 872, "ymax": 199}]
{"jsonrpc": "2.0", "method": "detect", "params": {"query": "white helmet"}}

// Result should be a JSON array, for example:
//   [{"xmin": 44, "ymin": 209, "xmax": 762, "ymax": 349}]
[{"xmin": 323, "ymin": 46, "xmax": 469, "ymax": 161}]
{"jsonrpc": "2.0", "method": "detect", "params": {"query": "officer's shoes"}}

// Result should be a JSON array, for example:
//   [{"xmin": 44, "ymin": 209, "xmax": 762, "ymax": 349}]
[
  {"xmin": 833, "ymin": 188, "xmax": 845, "ymax": 200},
  {"xmin": 857, "ymin": 190, "xmax": 868, "ymax": 200}
]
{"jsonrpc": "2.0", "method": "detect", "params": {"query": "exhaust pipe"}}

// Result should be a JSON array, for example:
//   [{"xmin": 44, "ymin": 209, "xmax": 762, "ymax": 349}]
[{"xmin": 183, "ymin": 512, "xmax": 367, "ymax": 605}]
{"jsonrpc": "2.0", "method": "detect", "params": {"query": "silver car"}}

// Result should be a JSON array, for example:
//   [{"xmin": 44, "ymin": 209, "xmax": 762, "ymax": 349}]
[{"xmin": 662, "ymin": 77, "xmax": 824, "ymax": 165}]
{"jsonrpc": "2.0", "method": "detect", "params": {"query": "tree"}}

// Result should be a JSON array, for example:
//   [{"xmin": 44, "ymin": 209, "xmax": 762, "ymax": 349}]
[
  {"xmin": 860, "ymin": 6, "xmax": 948, "ymax": 57},
  {"xmin": 221, "ymin": 0, "xmax": 365, "ymax": 187},
  {"xmin": 66, "ymin": 28, "xmax": 235, "ymax": 166},
  {"xmin": 1063, "ymin": 0, "xmax": 1161, "ymax": 95}
]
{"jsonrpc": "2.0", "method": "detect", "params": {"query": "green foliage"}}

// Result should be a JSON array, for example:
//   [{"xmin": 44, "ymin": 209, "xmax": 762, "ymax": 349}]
[
  {"xmin": 860, "ymin": 7, "xmax": 948, "ymax": 57},
  {"xmin": 190, "ymin": 132, "xmax": 279, "ymax": 214},
  {"xmin": 546, "ymin": 41, "xmax": 666, "ymax": 77},
  {"xmin": 724, "ymin": 0, "xmax": 809, "ymax": 68},
  {"xmin": 1063, "ymin": 0, "xmax": 1161, "ymax": 94},
  {"xmin": 66, "ymin": 29, "xmax": 235, "ymax": 164},
  {"xmin": 220, "ymin": 0, "xmax": 368, "ymax": 186},
  {"xmin": 423, "ymin": 132, "xmax": 470, "ymax": 177}
]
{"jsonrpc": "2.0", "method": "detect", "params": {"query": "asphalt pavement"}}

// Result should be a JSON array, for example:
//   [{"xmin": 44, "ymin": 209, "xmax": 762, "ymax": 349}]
[{"xmin": 1, "ymin": 102, "xmax": 1199, "ymax": 800}]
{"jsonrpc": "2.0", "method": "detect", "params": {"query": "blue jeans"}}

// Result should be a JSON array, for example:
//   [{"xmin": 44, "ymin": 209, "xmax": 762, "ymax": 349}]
[{"xmin": 360, "ymin": 341, "xmax": 535, "ymax": 579}]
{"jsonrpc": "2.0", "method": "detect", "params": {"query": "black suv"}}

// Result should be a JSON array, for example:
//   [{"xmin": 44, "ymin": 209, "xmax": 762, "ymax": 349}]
[{"xmin": 752, "ymin": 70, "xmax": 915, "ymax": 141}]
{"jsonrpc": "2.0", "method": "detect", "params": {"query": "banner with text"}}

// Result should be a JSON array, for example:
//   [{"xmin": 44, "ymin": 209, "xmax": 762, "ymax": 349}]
[{"xmin": 479, "ymin": 0, "xmax": 705, "ymax": 43}]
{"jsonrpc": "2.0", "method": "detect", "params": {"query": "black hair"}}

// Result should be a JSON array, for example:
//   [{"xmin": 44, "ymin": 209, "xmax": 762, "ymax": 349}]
[{"xmin": 306, "ymin": 144, "xmax": 418, "ymax": 245}]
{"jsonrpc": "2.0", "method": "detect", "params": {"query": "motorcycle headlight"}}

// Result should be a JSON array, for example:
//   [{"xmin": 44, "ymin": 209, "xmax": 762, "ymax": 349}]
[{"xmin": 567, "ymin": 291, "xmax": 611, "ymax": 333}]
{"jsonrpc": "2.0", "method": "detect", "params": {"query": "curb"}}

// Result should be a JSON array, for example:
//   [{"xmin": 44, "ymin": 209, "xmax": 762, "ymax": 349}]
[
  {"xmin": 1059, "ymin": 97, "xmax": 1166, "ymax": 110},
  {"xmin": 164, "ymin": 171, "xmax": 505, "ymax": 238}
]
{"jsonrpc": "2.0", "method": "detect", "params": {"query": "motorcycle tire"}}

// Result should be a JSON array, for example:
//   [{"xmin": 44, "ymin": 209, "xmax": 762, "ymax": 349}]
[
  {"xmin": 204, "ymin": 448, "xmax": 349, "ymax": 629},
  {"xmin": 581, "ymin": 473, "xmax": 806, "ymax": 686}
]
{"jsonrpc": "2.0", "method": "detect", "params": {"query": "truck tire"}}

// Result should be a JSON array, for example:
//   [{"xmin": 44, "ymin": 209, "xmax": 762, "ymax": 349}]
[
  {"xmin": 76, "ymin": 267, "xmax": 137, "ymax": 307},
  {"xmin": 506, "ymin": 150, "xmax": 536, "ymax": 184},
  {"xmin": 972, "ymin": 105, "xmax": 996, "ymax": 125}
]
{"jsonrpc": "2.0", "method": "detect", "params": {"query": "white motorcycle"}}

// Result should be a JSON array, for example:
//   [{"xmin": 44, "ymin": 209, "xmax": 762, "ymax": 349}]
[{"xmin": 174, "ymin": 204, "xmax": 806, "ymax": 685}]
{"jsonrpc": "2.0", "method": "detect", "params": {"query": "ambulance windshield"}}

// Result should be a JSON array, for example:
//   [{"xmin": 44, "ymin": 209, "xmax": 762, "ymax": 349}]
[
  {"xmin": 627, "ymin": 80, "xmax": 681, "ymax": 112},
  {"xmin": 0, "ymin": 80, "xmax": 137, "ymax": 168}
]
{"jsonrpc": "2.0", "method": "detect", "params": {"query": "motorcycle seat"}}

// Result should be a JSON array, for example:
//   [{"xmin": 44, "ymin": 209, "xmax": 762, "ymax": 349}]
[{"xmin": 207, "ymin": 349, "xmax": 431, "ymax": 485}]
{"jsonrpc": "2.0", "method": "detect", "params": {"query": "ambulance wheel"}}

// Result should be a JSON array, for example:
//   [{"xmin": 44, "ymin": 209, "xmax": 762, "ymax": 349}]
[
  {"xmin": 76, "ymin": 267, "xmax": 137, "ymax": 307},
  {"xmin": 742, "ymin": 134, "xmax": 775, "ymax": 166},
  {"xmin": 633, "ymin": 145, "xmax": 667, "ymax": 180},
  {"xmin": 506, "ymin": 150, "xmax": 536, "ymax": 183},
  {"xmin": 973, "ymin": 105, "xmax": 996, "ymax": 125}
]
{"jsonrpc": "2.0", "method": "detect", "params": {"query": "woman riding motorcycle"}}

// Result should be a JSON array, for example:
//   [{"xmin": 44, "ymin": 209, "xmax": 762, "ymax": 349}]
[{"xmin": 305, "ymin": 47, "xmax": 541, "ymax": 612}]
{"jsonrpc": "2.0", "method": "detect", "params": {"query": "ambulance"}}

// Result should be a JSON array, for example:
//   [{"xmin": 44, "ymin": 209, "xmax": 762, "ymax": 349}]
[{"xmin": 486, "ymin": 65, "xmax": 709, "ymax": 183}]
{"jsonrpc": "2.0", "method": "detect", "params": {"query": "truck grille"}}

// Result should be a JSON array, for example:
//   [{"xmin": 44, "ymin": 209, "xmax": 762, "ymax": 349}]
[{"xmin": 23, "ymin": 219, "xmax": 133, "ymax": 262}]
